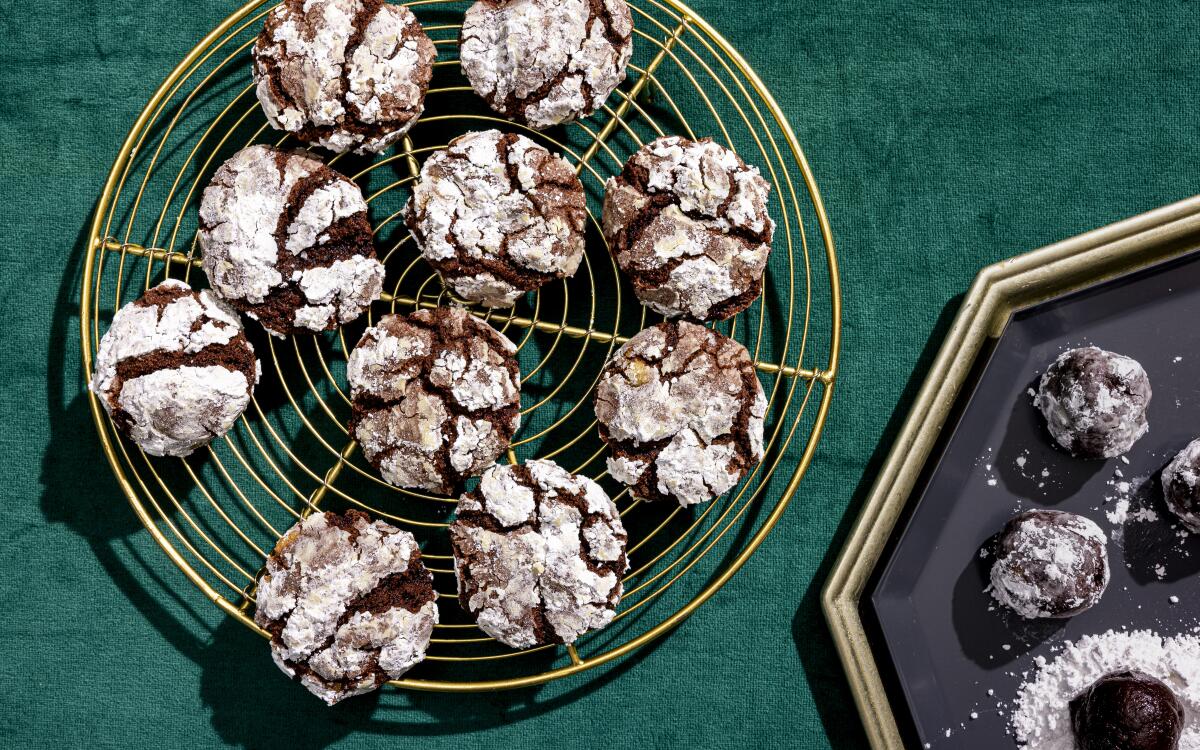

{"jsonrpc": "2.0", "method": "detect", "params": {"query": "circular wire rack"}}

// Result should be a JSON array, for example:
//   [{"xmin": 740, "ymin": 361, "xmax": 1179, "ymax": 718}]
[{"xmin": 80, "ymin": 0, "xmax": 841, "ymax": 692}]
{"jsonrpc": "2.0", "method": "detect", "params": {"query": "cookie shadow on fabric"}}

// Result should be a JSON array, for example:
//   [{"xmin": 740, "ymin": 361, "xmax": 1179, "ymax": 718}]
[
  {"xmin": 42, "ymin": 211, "xmax": 143, "ymax": 541},
  {"xmin": 198, "ymin": 614, "xmax": 670, "ymax": 747},
  {"xmin": 792, "ymin": 294, "xmax": 965, "ymax": 749}
]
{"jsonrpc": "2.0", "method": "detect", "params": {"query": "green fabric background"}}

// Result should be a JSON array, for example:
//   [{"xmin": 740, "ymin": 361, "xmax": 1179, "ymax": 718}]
[{"xmin": 4, "ymin": 1, "xmax": 1199, "ymax": 747}]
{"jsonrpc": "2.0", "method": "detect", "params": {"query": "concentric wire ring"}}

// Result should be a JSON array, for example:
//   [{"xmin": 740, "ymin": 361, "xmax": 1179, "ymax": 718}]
[{"xmin": 80, "ymin": 0, "xmax": 841, "ymax": 690}]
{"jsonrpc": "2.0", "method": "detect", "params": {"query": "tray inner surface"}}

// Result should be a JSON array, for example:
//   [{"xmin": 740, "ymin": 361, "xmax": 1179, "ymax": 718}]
[{"xmin": 867, "ymin": 247, "xmax": 1200, "ymax": 747}]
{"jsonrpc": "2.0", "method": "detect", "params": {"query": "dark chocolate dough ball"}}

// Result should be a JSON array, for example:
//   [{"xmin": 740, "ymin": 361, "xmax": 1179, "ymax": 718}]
[
  {"xmin": 1070, "ymin": 670, "xmax": 1183, "ymax": 750},
  {"xmin": 1036, "ymin": 346, "xmax": 1151, "ymax": 459},
  {"xmin": 1163, "ymin": 438, "xmax": 1200, "ymax": 531},
  {"xmin": 988, "ymin": 509, "xmax": 1109, "ymax": 619}
]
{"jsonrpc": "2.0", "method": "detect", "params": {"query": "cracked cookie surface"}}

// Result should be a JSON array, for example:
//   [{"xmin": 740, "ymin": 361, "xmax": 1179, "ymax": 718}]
[
  {"xmin": 198, "ymin": 145, "xmax": 385, "ymax": 337},
  {"xmin": 254, "ymin": 509, "xmax": 438, "ymax": 705},
  {"xmin": 405, "ymin": 130, "xmax": 587, "ymax": 307},
  {"xmin": 253, "ymin": 0, "xmax": 436, "ymax": 154},
  {"xmin": 347, "ymin": 307, "xmax": 521, "ymax": 493},
  {"xmin": 449, "ymin": 459, "xmax": 627, "ymax": 649},
  {"xmin": 988, "ymin": 509, "xmax": 1110, "ymax": 619},
  {"xmin": 89, "ymin": 279, "xmax": 260, "ymax": 457},
  {"xmin": 595, "ymin": 320, "xmax": 766, "ymax": 507},
  {"xmin": 459, "ymin": 0, "xmax": 633, "ymax": 130},
  {"xmin": 602, "ymin": 136, "xmax": 774, "ymax": 321},
  {"xmin": 1036, "ymin": 346, "xmax": 1151, "ymax": 459}
]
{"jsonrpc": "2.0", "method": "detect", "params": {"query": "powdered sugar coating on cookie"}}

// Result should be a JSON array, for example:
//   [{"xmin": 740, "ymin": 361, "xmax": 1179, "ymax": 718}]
[
  {"xmin": 1036, "ymin": 346, "xmax": 1151, "ymax": 459},
  {"xmin": 988, "ymin": 509, "xmax": 1110, "ymax": 619},
  {"xmin": 347, "ymin": 307, "xmax": 521, "ymax": 493},
  {"xmin": 1163, "ymin": 438, "xmax": 1200, "ymax": 532},
  {"xmin": 460, "ymin": 0, "xmax": 633, "ymax": 129},
  {"xmin": 198, "ymin": 145, "xmax": 385, "ymax": 337},
  {"xmin": 603, "ymin": 136, "xmax": 774, "ymax": 321},
  {"xmin": 595, "ymin": 320, "xmax": 766, "ymax": 507},
  {"xmin": 405, "ymin": 130, "xmax": 587, "ymax": 307},
  {"xmin": 89, "ymin": 279, "xmax": 260, "ymax": 457},
  {"xmin": 255, "ymin": 510, "xmax": 438, "ymax": 705},
  {"xmin": 449, "ymin": 459, "xmax": 627, "ymax": 648},
  {"xmin": 253, "ymin": 0, "xmax": 436, "ymax": 154}
]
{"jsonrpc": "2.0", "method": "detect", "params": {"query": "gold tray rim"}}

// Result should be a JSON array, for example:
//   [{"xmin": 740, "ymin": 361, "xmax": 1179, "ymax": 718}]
[{"xmin": 821, "ymin": 194, "xmax": 1200, "ymax": 748}]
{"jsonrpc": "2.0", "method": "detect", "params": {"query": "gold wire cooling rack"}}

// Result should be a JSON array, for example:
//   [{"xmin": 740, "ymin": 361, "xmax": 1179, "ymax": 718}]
[{"xmin": 79, "ymin": 0, "xmax": 841, "ymax": 692}]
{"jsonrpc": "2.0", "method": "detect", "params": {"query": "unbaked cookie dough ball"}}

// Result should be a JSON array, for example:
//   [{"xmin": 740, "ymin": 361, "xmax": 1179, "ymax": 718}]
[
  {"xmin": 1070, "ymin": 671, "xmax": 1184, "ymax": 750},
  {"xmin": 253, "ymin": 0, "xmax": 437, "ymax": 154},
  {"xmin": 595, "ymin": 320, "xmax": 766, "ymax": 507},
  {"xmin": 449, "ymin": 459, "xmax": 627, "ymax": 649},
  {"xmin": 347, "ymin": 307, "xmax": 521, "ymax": 494},
  {"xmin": 254, "ymin": 510, "xmax": 438, "ymax": 705},
  {"xmin": 459, "ymin": 0, "xmax": 633, "ymax": 129},
  {"xmin": 89, "ymin": 279, "xmax": 260, "ymax": 457},
  {"xmin": 1036, "ymin": 346, "xmax": 1151, "ymax": 459},
  {"xmin": 988, "ymin": 509, "xmax": 1110, "ymax": 619},
  {"xmin": 602, "ymin": 136, "xmax": 774, "ymax": 321},
  {"xmin": 1162, "ymin": 438, "xmax": 1200, "ymax": 532},
  {"xmin": 404, "ymin": 130, "xmax": 587, "ymax": 307},
  {"xmin": 198, "ymin": 145, "xmax": 385, "ymax": 337}
]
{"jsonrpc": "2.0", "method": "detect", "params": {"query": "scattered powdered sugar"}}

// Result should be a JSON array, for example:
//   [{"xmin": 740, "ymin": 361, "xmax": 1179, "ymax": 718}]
[{"xmin": 1012, "ymin": 629, "xmax": 1200, "ymax": 749}]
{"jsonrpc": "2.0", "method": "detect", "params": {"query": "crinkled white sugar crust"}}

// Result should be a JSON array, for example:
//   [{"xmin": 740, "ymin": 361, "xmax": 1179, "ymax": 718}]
[
  {"xmin": 1163, "ymin": 438, "xmax": 1200, "ymax": 531},
  {"xmin": 254, "ymin": 0, "xmax": 434, "ymax": 154},
  {"xmin": 460, "ymin": 0, "xmax": 632, "ymax": 129},
  {"xmin": 603, "ymin": 136, "xmax": 774, "ymax": 319},
  {"xmin": 117, "ymin": 366, "xmax": 252, "ymax": 457},
  {"xmin": 293, "ymin": 255, "xmax": 386, "ymax": 332},
  {"xmin": 255, "ymin": 513, "xmax": 438, "ymax": 704},
  {"xmin": 595, "ymin": 322, "xmax": 767, "ymax": 506},
  {"xmin": 90, "ymin": 280, "xmax": 244, "ymax": 398},
  {"xmin": 200, "ymin": 149, "xmax": 310, "ymax": 305},
  {"xmin": 454, "ymin": 460, "xmax": 627, "ymax": 647},
  {"xmin": 1036, "ymin": 346, "xmax": 1151, "ymax": 458},
  {"xmin": 406, "ymin": 130, "xmax": 584, "ymax": 307},
  {"xmin": 198, "ymin": 145, "xmax": 382, "ymax": 335},
  {"xmin": 346, "ymin": 310, "xmax": 519, "ymax": 490},
  {"xmin": 89, "ymin": 280, "xmax": 258, "ymax": 457},
  {"xmin": 989, "ymin": 513, "xmax": 1110, "ymax": 619}
]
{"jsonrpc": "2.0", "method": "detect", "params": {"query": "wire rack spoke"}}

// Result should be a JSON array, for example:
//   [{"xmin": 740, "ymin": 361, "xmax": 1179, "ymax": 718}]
[{"xmin": 80, "ymin": 0, "xmax": 839, "ymax": 691}]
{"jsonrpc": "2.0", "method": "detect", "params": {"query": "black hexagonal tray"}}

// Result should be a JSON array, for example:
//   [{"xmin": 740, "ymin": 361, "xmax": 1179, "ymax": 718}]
[{"xmin": 865, "ymin": 250, "xmax": 1200, "ymax": 748}]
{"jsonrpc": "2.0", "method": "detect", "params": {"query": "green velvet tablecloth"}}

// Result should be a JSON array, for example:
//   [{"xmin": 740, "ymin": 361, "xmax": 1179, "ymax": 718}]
[{"xmin": 5, "ymin": 1, "xmax": 1199, "ymax": 747}]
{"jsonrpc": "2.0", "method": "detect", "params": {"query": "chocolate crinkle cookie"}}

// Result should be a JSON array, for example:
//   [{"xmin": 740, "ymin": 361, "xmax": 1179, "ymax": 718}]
[
  {"xmin": 449, "ymin": 459, "xmax": 627, "ymax": 649},
  {"xmin": 602, "ymin": 136, "xmax": 774, "ymax": 321},
  {"xmin": 459, "ymin": 0, "xmax": 633, "ymax": 129},
  {"xmin": 988, "ymin": 509, "xmax": 1110, "ymax": 619},
  {"xmin": 198, "ymin": 145, "xmax": 385, "ymax": 337},
  {"xmin": 347, "ymin": 307, "xmax": 521, "ymax": 494},
  {"xmin": 89, "ymin": 279, "xmax": 260, "ymax": 457},
  {"xmin": 1162, "ymin": 438, "xmax": 1200, "ymax": 532},
  {"xmin": 253, "ymin": 0, "xmax": 436, "ymax": 154},
  {"xmin": 595, "ymin": 320, "xmax": 766, "ymax": 507},
  {"xmin": 1036, "ymin": 346, "xmax": 1151, "ymax": 459},
  {"xmin": 1070, "ymin": 670, "xmax": 1185, "ymax": 750},
  {"xmin": 404, "ymin": 130, "xmax": 587, "ymax": 307},
  {"xmin": 254, "ymin": 510, "xmax": 438, "ymax": 705}
]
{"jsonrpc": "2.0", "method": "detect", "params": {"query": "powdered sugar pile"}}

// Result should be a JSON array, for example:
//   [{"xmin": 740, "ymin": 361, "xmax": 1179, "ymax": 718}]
[{"xmin": 1012, "ymin": 629, "xmax": 1200, "ymax": 749}]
